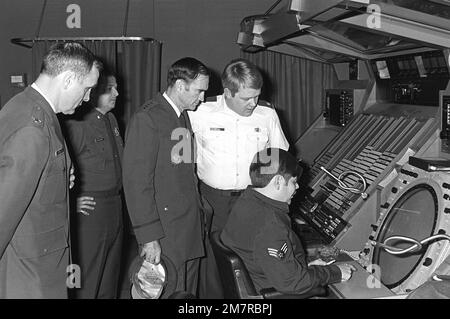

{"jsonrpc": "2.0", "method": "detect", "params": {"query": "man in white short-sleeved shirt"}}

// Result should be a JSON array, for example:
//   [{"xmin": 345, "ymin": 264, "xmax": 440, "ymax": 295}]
[{"xmin": 188, "ymin": 58, "xmax": 289, "ymax": 298}]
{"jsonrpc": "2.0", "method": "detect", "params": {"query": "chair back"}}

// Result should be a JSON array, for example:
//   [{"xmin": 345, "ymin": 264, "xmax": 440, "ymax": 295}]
[{"xmin": 210, "ymin": 231, "xmax": 262, "ymax": 299}]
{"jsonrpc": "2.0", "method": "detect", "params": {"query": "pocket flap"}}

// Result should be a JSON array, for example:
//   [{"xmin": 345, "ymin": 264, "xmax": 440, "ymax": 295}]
[
  {"xmin": 11, "ymin": 226, "xmax": 68, "ymax": 259},
  {"xmin": 47, "ymin": 155, "xmax": 66, "ymax": 176}
]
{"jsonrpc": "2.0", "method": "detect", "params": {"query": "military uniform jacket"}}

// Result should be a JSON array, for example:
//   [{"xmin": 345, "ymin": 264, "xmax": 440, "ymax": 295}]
[
  {"xmin": 221, "ymin": 187, "xmax": 341, "ymax": 294},
  {"xmin": 123, "ymin": 93, "xmax": 204, "ymax": 268},
  {"xmin": 0, "ymin": 87, "xmax": 71, "ymax": 298},
  {"xmin": 63, "ymin": 108, "xmax": 123, "ymax": 193}
]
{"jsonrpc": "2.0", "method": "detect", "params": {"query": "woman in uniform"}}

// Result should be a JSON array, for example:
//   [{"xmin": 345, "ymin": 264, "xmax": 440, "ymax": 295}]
[{"xmin": 63, "ymin": 68, "xmax": 124, "ymax": 299}]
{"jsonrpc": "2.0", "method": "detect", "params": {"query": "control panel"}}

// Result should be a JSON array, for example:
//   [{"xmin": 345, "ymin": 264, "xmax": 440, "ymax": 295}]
[
  {"xmin": 298, "ymin": 196, "xmax": 349, "ymax": 244},
  {"xmin": 440, "ymin": 94, "xmax": 450, "ymax": 154},
  {"xmin": 325, "ymin": 89, "xmax": 354, "ymax": 127}
]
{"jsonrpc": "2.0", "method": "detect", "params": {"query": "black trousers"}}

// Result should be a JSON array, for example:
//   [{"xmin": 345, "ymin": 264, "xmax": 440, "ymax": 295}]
[
  {"xmin": 71, "ymin": 194, "xmax": 123, "ymax": 299},
  {"xmin": 198, "ymin": 182, "xmax": 242, "ymax": 299}
]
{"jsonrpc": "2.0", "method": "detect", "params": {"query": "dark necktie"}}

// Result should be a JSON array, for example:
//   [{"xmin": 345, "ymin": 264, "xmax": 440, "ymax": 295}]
[{"xmin": 179, "ymin": 111, "xmax": 187, "ymax": 128}]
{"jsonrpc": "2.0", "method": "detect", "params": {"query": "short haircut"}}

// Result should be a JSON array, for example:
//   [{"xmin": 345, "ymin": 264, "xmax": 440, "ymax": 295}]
[
  {"xmin": 221, "ymin": 58, "xmax": 263, "ymax": 95},
  {"xmin": 167, "ymin": 57, "xmax": 209, "ymax": 88},
  {"xmin": 40, "ymin": 42, "xmax": 100, "ymax": 80},
  {"xmin": 250, "ymin": 148, "xmax": 302, "ymax": 188}
]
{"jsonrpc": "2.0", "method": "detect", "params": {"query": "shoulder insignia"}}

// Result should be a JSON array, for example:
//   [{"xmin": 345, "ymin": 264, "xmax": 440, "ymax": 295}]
[
  {"xmin": 55, "ymin": 148, "xmax": 65, "ymax": 157},
  {"xmin": 114, "ymin": 127, "xmax": 120, "ymax": 137},
  {"xmin": 267, "ymin": 242, "xmax": 288, "ymax": 260},
  {"xmin": 258, "ymin": 100, "xmax": 273, "ymax": 108},
  {"xmin": 142, "ymin": 99, "xmax": 158, "ymax": 110},
  {"xmin": 205, "ymin": 96, "xmax": 218, "ymax": 102},
  {"xmin": 31, "ymin": 105, "xmax": 45, "ymax": 128}
]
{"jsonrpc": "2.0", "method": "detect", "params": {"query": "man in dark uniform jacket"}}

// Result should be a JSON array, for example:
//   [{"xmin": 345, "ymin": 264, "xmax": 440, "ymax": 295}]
[
  {"xmin": 123, "ymin": 57, "xmax": 209, "ymax": 297},
  {"xmin": 221, "ymin": 148, "xmax": 356, "ymax": 294},
  {"xmin": 0, "ymin": 42, "xmax": 100, "ymax": 298},
  {"xmin": 63, "ymin": 70, "xmax": 123, "ymax": 298}
]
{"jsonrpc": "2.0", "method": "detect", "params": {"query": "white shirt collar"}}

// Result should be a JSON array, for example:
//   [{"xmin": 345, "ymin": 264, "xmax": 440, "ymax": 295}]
[
  {"xmin": 31, "ymin": 83, "xmax": 57, "ymax": 113},
  {"xmin": 163, "ymin": 92, "xmax": 181, "ymax": 118},
  {"xmin": 221, "ymin": 94, "xmax": 245, "ymax": 118}
]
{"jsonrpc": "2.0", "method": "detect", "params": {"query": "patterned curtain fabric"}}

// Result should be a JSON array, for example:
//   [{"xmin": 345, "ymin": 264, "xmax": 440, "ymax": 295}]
[
  {"xmin": 31, "ymin": 39, "xmax": 162, "ymax": 132},
  {"xmin": 241, "ymin": 50, "xmax": 337, "ymax": 146}
]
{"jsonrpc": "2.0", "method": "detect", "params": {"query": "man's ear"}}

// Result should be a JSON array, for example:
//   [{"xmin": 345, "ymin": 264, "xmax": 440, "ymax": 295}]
[
  {"xmin": 61, "ymin": 71, "xmax": 75, "ymax": 90},
  {"xmin": 272, "ymin": 175, "xmax": 284, "ymax": 190},
  {"xmin": 223, "ymin": 87, "xmax": 232, "ymax": 98},
  {"xmin": 176, "ymin": 79, "xmax": 189, "ymax": 92},
  {"xmin": 175, "ymin": 79, "xmax": 184, "ymax": 92}
]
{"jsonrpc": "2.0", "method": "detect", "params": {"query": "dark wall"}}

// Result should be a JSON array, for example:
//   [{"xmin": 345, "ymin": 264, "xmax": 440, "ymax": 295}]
[
  {"xmin": 0, "ymin": 0, "xmax": 275, "ymax": 106},
  {"xmin": 0, "ymin": 0, "xmax": 41, "ymax": 106}
]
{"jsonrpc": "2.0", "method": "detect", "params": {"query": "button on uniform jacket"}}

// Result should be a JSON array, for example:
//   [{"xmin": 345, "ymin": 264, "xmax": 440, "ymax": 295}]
[
  {"xmin": 123, "ymin": 93, "xmax": 204, "ymax": 269},
  {"xmin": 0, "ymin": 87, "xmax": 71, "ymax": 298}
]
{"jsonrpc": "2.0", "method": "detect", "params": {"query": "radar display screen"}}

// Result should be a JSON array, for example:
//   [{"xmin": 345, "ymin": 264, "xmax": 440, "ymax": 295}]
[{"xmin": 372, "ymin": 184, "xmax": 438, "ymax": 289}]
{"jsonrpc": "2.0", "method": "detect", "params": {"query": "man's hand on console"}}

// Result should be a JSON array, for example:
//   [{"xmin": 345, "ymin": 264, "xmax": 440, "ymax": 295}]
[
  {"xmin": 308, "ymin": 258, "xmax": 336, "ymax": 266},
  {"xmin": 337, "ymin": 263, "xmax": 357, "ymax": 282}
]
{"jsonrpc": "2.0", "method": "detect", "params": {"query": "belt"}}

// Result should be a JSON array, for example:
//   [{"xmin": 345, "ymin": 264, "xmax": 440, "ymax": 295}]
[
  {"xmin": 80, "ymin": 188, "xmax": 121, "ymax": 198},
  {"xmin": 200, "ymin": 182, "xmax": 244, "ymax": 197}
]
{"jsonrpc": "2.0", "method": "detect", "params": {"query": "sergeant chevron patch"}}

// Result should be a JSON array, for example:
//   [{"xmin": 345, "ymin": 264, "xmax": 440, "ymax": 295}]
[{"xmin": 267, "ymin": 242, "xmax": 288, "ymax": 260}]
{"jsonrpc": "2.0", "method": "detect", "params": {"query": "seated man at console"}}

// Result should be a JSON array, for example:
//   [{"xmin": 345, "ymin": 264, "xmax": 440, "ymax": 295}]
[{"xmin": 221, "ymin": 148, "xmax": 355, "ymax": 295}]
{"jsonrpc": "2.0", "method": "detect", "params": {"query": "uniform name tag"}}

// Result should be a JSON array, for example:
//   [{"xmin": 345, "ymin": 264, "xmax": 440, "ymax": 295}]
[
  {"xmin": 55, "ymin": 148, "xmax": 64, "ymax": 156},
  {"xmin": 95, "ymin": 137, "xmax": 105, "ymax": 142},
  {"xmin": 210, "ymin": 127, "xmax": 225, "ymax": 131}
]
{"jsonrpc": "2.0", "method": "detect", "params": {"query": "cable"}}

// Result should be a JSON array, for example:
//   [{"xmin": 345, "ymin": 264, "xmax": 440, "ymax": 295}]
[
  {"xmin": 371, "ymin": 234, "xmax": 450, "ymax": 255},
  {"xmin": 320, "ymin": 166, "xmax": 368, "ymax": 199},
  {"xmin": 264, "ymin": 0, "xmax": 283, "ymax": 15}
]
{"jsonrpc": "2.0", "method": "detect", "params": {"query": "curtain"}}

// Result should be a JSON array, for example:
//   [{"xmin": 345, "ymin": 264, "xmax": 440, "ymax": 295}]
[
  {"xmin": 117, "ymin": 41, "xmax": 161, "ymax": 130},
  {"xmin": 241, "ymin": 50, "xmax": 337, "ymax": 145},
  {"xmin": 31, "ymin": 39, "xmax": 162, "ymax": 131}
]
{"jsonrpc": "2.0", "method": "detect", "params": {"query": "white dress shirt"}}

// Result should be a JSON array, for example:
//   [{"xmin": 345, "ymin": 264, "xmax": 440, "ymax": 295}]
[
  {"xmin": 163, "ymin": 92, "xmax": 182, "ymax": 118},
  {"xmin": 188, "ymin": 94, "xmax": 289, "ymax": 190}
]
